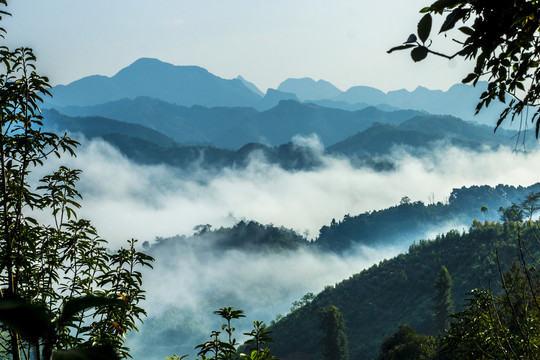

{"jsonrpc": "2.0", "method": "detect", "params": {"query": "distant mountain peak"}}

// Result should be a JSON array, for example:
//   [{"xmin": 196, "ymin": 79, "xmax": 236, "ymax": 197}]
[
  {"xmin": 277, "ymin": 77, "xmax": 342, "ymax": 101},
  {"xmin": 46, "ymin": 58, "xmax": 261, "ymax": 108},
  {"xmin": 116, "ymin": 57, "xmax": 209, "ymax": 78},
  {"xmin": 236, "ymin": 75, "xmax": 264, "ymax": 97}
]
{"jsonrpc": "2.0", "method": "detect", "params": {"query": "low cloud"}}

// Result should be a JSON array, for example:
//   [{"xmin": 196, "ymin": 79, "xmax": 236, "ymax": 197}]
[
  {"xmin": 29, "ymin": 137, "xmax": 540, "ymax": 359},
  {"xmin": 32, "ymin": 138, "xmax": 540, "ymax": 246}
]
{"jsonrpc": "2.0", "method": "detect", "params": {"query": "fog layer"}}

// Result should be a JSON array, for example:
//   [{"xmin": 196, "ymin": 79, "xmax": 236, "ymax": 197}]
[{"xmin": 34, "ymin": 138, "xmax": 540, "ymax": 245}]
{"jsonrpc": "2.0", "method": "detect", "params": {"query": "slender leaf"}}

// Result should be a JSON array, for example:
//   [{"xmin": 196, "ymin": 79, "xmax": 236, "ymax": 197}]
[
  {"xmin": 60, "ymin": 295, "xmax": 125, "ymax": 325},
  {"xmin": 440, "ymin": 8, "xmax": 468, "ymax": 33},
  {"xmin": 387, "ymin": 44, "xmax": 415, "ymax": 54},
  {"xmin": 417, "ymin": 14, "xmax": 432, "ymax": 43}
]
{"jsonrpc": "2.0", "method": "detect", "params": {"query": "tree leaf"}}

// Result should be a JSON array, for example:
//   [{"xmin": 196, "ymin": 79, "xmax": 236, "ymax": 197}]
[
  {"xmin": 0, "ymin": 298, "xmax": 52, "ymax": 341},
  {"xmin": 60, "ymin": 295, "xmax": 125, "ymax": 325},
  {"xmin": 458, "ymin": 26, "xmax": 474, "ymax": 36},
  {"xmin": 440, "ymin": 8, "xmax": 467, "ymax": 33},
  {"xmin": 405, "ymin": 34, "xmax": 417, "ymax": 43},
  {"xmin": 461, "ymin": 73, "xmax": 476, "ymax": 83},
  {"xmin": 53, "ymin": 346, "xmax": 121, "ymax": 360},
  {"xmin": 411, "ymin": 46, "xmax": 429, "ymax": 62},
  {"xmin": 418, "ymin": 14, "xmax": 432, "ymax": 43},
  {"xmin": 387, "ymin": 44, "xmax": 416, "ymax": 54},
  {"xmin": 430, "ymin": 0, "xmax": 461, "ymax": 12}
]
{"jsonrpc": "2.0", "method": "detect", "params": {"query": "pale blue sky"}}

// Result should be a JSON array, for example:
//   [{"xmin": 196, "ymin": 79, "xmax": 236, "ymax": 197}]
[{"xmin": 4, "ymin": 0, "xmax": 471, "ymax": 92}]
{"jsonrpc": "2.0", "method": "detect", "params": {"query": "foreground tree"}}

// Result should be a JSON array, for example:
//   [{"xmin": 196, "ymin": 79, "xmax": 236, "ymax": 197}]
[
  {"xmin": 389, "ymin": 0, "xmax": 540, "ymax": 136},
  {"xmin": 318, "ymin": 306, "xmax": 349, "ymax": 360},
  {"xmin": 0, "ymin": 2, "xmax": 153, "ymax": 359},
  {"xmin": 440, "ymin": 216, "xmax": 540, "ymax": 358},
  {"xmin": 377, "ymin": 324, "xmax": 436, "ymax": 360},
  {"xmin": 433, "ymin": 265, "xmax": 454, "ymax": 333},
  {"xmin": 441, "ymin": 266, "xmax": 540, "ymax": 359}
]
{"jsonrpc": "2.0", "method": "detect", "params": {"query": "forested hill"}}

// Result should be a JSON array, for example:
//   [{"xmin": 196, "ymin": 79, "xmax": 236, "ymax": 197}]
[
  {"xmin": 316, "ymin": 183, "xmax": 540, "ymax": 252},
  {"xmin": 146, "ymin": 183, "xmax": 539, "ymax": 255},
  {"xmin": 43, "ymin": 107, "xmax": 533, "ymax": 174},
  {"xmin": 130, "ymin": 183, "xmax": 538, "ymax": 360},
  {"xmin": 267, "ymin": 221, "xmax": 540, "ymax": 360},
  {"xmin": 150, "ymin": 221, "xmax": 310, "ymax": 253},
  {"xmin": 50, "ymin": 97, "xmax": 424, "ymax": 149},
  {"xmin": 326, "ymin": 114, "xmax": 529, "ymax": 156}
]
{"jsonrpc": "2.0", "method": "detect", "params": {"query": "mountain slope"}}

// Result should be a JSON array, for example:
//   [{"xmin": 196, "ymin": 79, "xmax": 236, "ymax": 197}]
[
  {"xmin": 327, "ymin": 115, "xmax": 526, "ymax": 156},
  {"xmin": 315, "ymin": 183, "xmax": 539, "ymax": 252},
  {"xmin": 268, "ymin": 220, "xmax": 540, "ymax": 360},
  {"xmin": 50, "ymin": 98, "xmax": 424, "ymax": 148},
  {"xmin": 46, "ymin": 58, "xmax": 262, "ymax": 108},
  {"xmin": 42, "ymin": 109, "xmax": 176, "ymax": 147}
]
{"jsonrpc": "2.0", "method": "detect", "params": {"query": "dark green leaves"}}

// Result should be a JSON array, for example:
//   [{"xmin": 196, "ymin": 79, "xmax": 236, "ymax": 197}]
[
  {"xmin": 60, "ymin": 295, "xmax": 125, "ymax": 325},
  {"xmin": 411, "ymin": 47, "xmax": 429, "ymax": 62},
  {"xmin": 386, "ymin": 44, "xmax": 415, "ymax": 54},
  {"xmin": 417, "ymin": 14, "xmax": 432, "ymax": 43},
  {"xmin": 458, "ymin": 26, "xmax": 474, "ymax": 36},
  {"xmin": 461, "ymin": 73, "xmax": 476, "ymax": 84},
  {"xmin": 53, "ymin": 346, "xmax": 120, "ymax": 360},
  {"xmin": 405, "ymin": 34, "xmax": 417, "ymax": 43},
  {"xmin": 390, "ymin": 0, "xmax": 540, "ymax": 135},
  {"xmin": 429, "ymin": 0, "xmax": 461, "ymax": 12},
  {"xmin": 440, "ymin": 8, "xmax": 468, "ymax": 33},
  {"xmin": 0, "ymin": 298, "xmax": 52, "ymax": 342}
]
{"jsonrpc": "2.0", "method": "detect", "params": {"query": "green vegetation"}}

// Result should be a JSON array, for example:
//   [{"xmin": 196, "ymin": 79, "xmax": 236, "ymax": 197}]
[
  {"xmin": 317, "ymin": 183, "xmax": 539, "ymax": 252},
  {"xmin": 318, "ymin": 306, "xmax": 349, "ymax": 360},
  {"xmin": 168, "ymin": 308, "xmax": 280, "ymax": 360},
  {"xmin": 377, "ymin": 325, "xmax": 436, "ymax": 360},
  {"xmin": 390, "ymin": 0, "xmax": 540, "ymax": 136},
  {"xmin": 267, "ymin": 219, "xmax": 540, "ymax": 359},
  {"xmin": 0, "ymin": 2, "xmax": 152, "ymax": 359},
  {"xmin": 432, "ymin": 266, "xmax": 454, "ymax": 334},
  {"xmin": 153, "ymin": 220, "xmax": 311, "ymax": 253}
]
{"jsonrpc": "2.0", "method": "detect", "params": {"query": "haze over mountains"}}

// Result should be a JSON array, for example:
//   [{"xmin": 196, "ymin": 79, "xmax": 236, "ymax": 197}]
[
  {"xmin": 37, "ymin": 57, "xmax": 540, "ymax": 360},
  {"xmin": 40, "ymin": 57, "xmax": 537, "ymax": 174},
  {"xmin": 45, "ymin": 57, "xmax": 509, "ymax": 128}
]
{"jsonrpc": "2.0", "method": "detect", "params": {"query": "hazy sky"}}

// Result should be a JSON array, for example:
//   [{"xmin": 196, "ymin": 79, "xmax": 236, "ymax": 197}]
[{"xmin": 4, "ymin": 0, "xmax": 471, "ymax": 92}]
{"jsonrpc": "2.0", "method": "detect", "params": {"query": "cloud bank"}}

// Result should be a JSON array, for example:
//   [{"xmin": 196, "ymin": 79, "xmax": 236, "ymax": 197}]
[
  {"xmin": 28, "ymin": 137, "xmax": 540, "ymax": 359},
  {"xmin": 33, "ymin": 138, "xmax": 540, "ymax": 246}
]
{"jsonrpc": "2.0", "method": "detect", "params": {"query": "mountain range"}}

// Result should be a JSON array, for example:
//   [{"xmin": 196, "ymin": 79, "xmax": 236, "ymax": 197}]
[
  {"xmin": 43, "ymin": 106, "xmax": 531, "ymax": 173},
  {"xmin": 37, "ymin": 57, "xmax": 540, "ymax": 360},
  {"xmin": 44, "ymin": 58, "xmax": 510, "ymax": 128},
  {"xmin": 48, "ymin": 97, "xmax": 426, "ymax": 149}
]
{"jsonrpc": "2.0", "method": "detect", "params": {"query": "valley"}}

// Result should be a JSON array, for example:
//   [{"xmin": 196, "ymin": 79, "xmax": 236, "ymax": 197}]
[{"xmin": 35, "ymin": 58, "xmax": 540, "ymax": 359}]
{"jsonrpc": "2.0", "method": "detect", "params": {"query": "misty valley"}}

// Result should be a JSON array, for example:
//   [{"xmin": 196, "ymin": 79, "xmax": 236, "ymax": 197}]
[
  {"xmin": 2, "ymin": 39, "xmax": 540, "ymax": 360},
  {"xmin": 9, "ymin": 57, "xmax": 532, "ymax": 360}
]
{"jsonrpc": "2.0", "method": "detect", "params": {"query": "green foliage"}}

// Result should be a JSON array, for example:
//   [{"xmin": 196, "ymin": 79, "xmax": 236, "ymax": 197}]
[
  {"xmin": 389, "ymin": 0, "xmax": 540, "ymax": 135},
  {"xmin": 432, "ymin": 266, "xmax": 454, "ymax": 333},
  {"xmin": 442, "ymin": 268, "xmax": 540, "ymax": 358},
  {"xmin": 196, "ymin": 307, "xmax": 245, "ymax": 360},
  {"xmin": 0, "ymin": 296, "xmax": 122, "ymax": 360},
  {"xmin": 268, "ymin": 220, "xmax": 540, "ymax": 360},
  {"xmin": 318, "ymin": 306, "xmax": 349, "ymax": 360},
  {"xmin": 153, "ymin": 220, "xmax": 310, "ymax": 253},
  {"xmin": 377, "ymin": 324, "xmax": 436, "ymax": 360},
  {"xmin": 239, "ymin": 348, "xmax": 279, "ymax": 360},
  {"xmin": 521, "ymin": 191, "xmax": 540, "ymax": 220},
  {"xmin": 499, "ymin": 203, "xmax": 524, "ymax": 223},
  {"xmin": 290, "ymin": 292, "xmax": 315, "ymax": 313},
  {"xmin": 243, "ymin": 321, "xmax": 275, "ymax": 354},
  {"xmin": 0, "ymin": 2, "xmax": 153, "ymax": 359},
  {"xmin": 181, "ymin": 308, "xmax": 280, "ymax": 360},
  {"xmin": 317, "ymin": 183, "xmax": 539, "ymax": 252}
]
